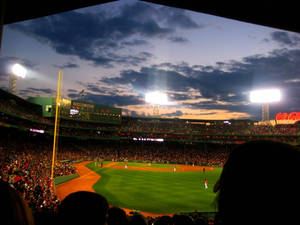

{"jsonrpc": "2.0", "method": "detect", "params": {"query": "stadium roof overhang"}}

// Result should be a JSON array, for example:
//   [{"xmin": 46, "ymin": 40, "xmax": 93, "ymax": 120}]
[
  {"xmin": 1, "ymin": 0, "xmax": 300, "ymax": 51},
  {"xmin": 1, "ymin": 0, "xmax": 300, "ymax": 33},
  {"xmin": 1, "ymin": 0, "xmax": 116, "ymax": 25},
  {"xmin": 143, "ymin": 1, "xmax": 300, "ymax": 34}
]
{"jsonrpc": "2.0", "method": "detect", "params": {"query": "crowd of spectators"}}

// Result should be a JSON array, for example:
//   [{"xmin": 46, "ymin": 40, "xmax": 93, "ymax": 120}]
[
  {"xmin": 122, "ymin": 118, "xmax": 300, "ymax": 136},
  {"xmin": 57, "ymin": 140, "xmax": 231, "ymax": 167},
  {"xmin": 59, "ymin": 119, "xmax": 120, "ymax": 131},
  {"xmin": 3, "ymin": 140, "xmax": 300, "ymax": 225},
  {"xmin": 0, "ymin": 89, "xmax": 50, "ymax": 124},
  {"xmin": 2, "ymin": 108, "xmax": 300, "ymax": 146},
  {"xmin": 2, "ymin": 89, "xmax": 300, "ymax": 224},
  {"xmin": 0, "ymin": 129, "xmax": 231, "ymax": 216},
  {"xmin": 2, "ymin": 125, "xmax": 300, "ymax": 225},
  {"xmin": 2, "ymin": 98, "xmax": 300, "ymax": 145},
  {"xmin": 121, "ymin": 118, "xmax": 192, "ymax": 134},
  {"xmin": 0, "ymin": 137, "xmax": 76, "ymax": 213},
  {"xmin": 2, "ymin": 87, "xmax": 300, "ymax": 143}
]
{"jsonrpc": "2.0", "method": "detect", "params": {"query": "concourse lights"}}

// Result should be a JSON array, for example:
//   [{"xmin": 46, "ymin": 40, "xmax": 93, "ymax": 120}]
[
  {"xmin": 145, "ymin": 91, "xmax": 168, "ymax": 105},
  {"xmin": 249, "ymin": 89, "xmax": 281, "ymax": 103},
  {"xmin": 12, "ymin": 63, "xmax": 27, "ymax": 78}
]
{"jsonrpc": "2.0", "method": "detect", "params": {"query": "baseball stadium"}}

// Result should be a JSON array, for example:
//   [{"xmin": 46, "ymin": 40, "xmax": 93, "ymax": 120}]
[
  {"xmin": 2, "ymin": 1, "xmax": 300, "ymax": 225},
  {"xmin": 1, "ymin": 87, "xmax": 300, "ymax": 224}
]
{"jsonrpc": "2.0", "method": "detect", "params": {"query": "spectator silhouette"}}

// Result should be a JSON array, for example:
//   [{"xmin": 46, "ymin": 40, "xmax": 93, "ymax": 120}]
[
  {"xmin": 214, "ymin": 140, "xmax": 300, "ymax": 225},
  {"xmin": 172, "ymin": 214, "xmax": 194, "ymax": 225},
  {"xmin": 153, "ymin": 216, "xmax": 173, "ymax": 225},
  {"xmin": 129, "ymin": 213, "xmax": 147, "ymax": 225},
  {"xmin": 0, "ymin": 180, "xmax": 35, "ymax": 225},
  {"xmin": 57, "ymin": 191, "xmax": 108, "ymax": 225},
  {"xmin": 34, "ymin": 210, "xmax": 56, "ymax": 225},
  {"xmin": 107, "ymin": 207, "xmax": 129, "ymax": 225},
  {"xmin": 193, "ymin": 215, "xmax": 208, "ymax": 225}
]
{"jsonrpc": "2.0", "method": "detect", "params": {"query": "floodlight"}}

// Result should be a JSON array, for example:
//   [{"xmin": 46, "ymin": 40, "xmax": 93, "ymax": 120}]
[
  {"xmin": 250, "ymin": 89, "xmax": 281, "ymax": 122},
  {"xmin": 249, "ymin": 89, "xmax": 281, "ymax": 103},
  {"xmin": 145, "ymin": 91, "xmax": 168, "ymax": 105},
  {"xmin": 9, "ymin": 64, "xmax": 27, "ymax": 94},
  {"xmin": 12, "ymin": 63, "xmax": 27, "ymax": 78}
]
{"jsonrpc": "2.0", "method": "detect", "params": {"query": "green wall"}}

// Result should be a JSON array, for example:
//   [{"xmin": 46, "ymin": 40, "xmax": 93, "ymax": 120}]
[{"xmin": 27, "ymin": 97, "xmax": 54, "ymax": 117}]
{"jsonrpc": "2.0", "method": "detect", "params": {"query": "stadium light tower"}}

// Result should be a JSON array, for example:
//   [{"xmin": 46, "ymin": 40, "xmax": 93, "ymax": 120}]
[
  {"xmin": 145, "ymin": 91, "xmax": 168, "ymax": 116},
  {"xmin": 250, "ymin": 89, "xmax": 281, "ymax": 121},
  {"xmin": 9, "ymin": 63, "xmax": 27, "ymax": 94}
]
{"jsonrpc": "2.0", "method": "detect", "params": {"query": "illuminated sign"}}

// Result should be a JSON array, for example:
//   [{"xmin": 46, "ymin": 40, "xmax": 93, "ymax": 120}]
[
  {"xmin": 133, "ymin": 138, "xmax": 164, "ymax": 142},
  {"xmin": 70, "ymin": 109, "xmax": 79, "ymax": 115},
  {"xmin": 30, "ymin": 128, "xmax": 45, "ymax": 133},
  {"xmin": 276, "ymin": 112, "xmax": 300, "ymax": 120}
]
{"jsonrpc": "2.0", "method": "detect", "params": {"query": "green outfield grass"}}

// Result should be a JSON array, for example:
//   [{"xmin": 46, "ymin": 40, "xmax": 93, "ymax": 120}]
[
  {"xmin": 116, "ymin": 162, "xmax": 178, "ymax": 168},
  {"xmin": 94, "ymin": 161, "xmax": 114, "ymax": 165},
  {"xmin": 54, "ymin": 173, "xmax": 79, "ymax": 185},
  {"xmin": 86, "ymin": 162, "xmax": 222, "ymax": 214}
]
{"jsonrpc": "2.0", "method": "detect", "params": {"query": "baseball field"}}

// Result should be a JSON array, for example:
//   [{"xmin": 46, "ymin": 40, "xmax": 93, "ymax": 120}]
[{"xmin": 56, "ymin": 161, "xmax": 222, "ymax": 215}]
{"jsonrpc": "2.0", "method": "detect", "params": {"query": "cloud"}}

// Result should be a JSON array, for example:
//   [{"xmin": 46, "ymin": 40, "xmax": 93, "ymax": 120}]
[
  {"xmin": 19, "ymin": 87, "xmax": 55, "ymax": 97},
  {"xmin": 270, "ymin": 31, "xmax": 300, "ymax": 47},
  {"xmin": 28, "ymin": 87, "xmax": 54, "ymax": 93},
  {"xmin": 120, "ymin": 39, "xmax": 149, "ymax": 47},
  {"xmin": 9, "ymin": 1, "xmax": 201, "ymax": 67},
  {"xmin": 73, "ymin": 81, "xmax": 120, "ymax": 96},
  {"xmin": 118, "ymin": 1, "xmax": 201, "ymax": 30},
  {"xmin": 68, "ymin": 92, "xmax": 144, "ymax": 107},
  {"xmin": 67, "ymin": 88, "xmax": 78, "ymax": 93},
  {"xmin": 122, "ymin": 108, "xmax": 146, "ymax": 117},
  {"xmin": 99, "ymin": 48, "xmax": 300, "ymax": 119},
  {"xmin": 168, "ymin": 36, "xmax": 189, "ymax": 43},
  {"xmin": 160, "ymin": 110, "xmax": 183, "ymax": 117},
  {"xmin": 160, "ymin": 6, "xmax": 201, "ymax": 29},
  {"xmin": 53, "ymin": 62, "xmax": 79, "ymax": 69},
  {"xmin": 101, "ymin": 66, "xmax": 197, "ymax": 94},
  {"xmin": 67, "ymin": 93, "xmax": 80, "ymax": 99}
]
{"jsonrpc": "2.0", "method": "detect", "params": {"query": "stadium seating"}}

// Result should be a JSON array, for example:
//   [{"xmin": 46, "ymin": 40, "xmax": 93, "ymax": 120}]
[{"xmin": 1, "ymin": 88, "xmax": 300, "ymax": 224}]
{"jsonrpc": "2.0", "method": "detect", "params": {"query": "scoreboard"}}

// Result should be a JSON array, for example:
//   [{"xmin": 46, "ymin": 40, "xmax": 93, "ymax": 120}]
[
  {"xmin": 67, "ymin": 100, "xmax": 121, "ymax": 123},
  {"xmin": 27, "ymin": 97, "xmax": 122, "ymax": 124}
]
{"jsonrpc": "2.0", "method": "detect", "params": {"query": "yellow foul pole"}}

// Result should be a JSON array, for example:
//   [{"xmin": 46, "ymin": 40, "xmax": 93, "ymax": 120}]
[{"xmin": 51, "ymin": 70, "xmax": 62, "ymax": 180}]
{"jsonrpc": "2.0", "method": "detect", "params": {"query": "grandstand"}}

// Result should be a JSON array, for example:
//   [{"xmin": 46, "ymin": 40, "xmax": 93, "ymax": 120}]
[
  {"xmin": 1, "ymin": 88, "xmax": 300, "ymax": 145},
  {"xmin": 1, "ymin": 87, "xmax": 300, "ymax": 223}
]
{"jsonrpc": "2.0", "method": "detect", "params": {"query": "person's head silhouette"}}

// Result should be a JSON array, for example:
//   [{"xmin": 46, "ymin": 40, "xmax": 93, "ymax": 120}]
[
  {"xmin": 214, "ymin": 140, "xmax": 300, "ymax": 225},
  {"xmin": 57, "ymin": 191, "xmax": 108, "ymax": 225},
  {"xmin": 0, "ymin": 180, "xmax": 35, "ymax": 225},
  {"xmin": 107, "ymin": 206, "xmax": 128, "ymax": 225}
]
